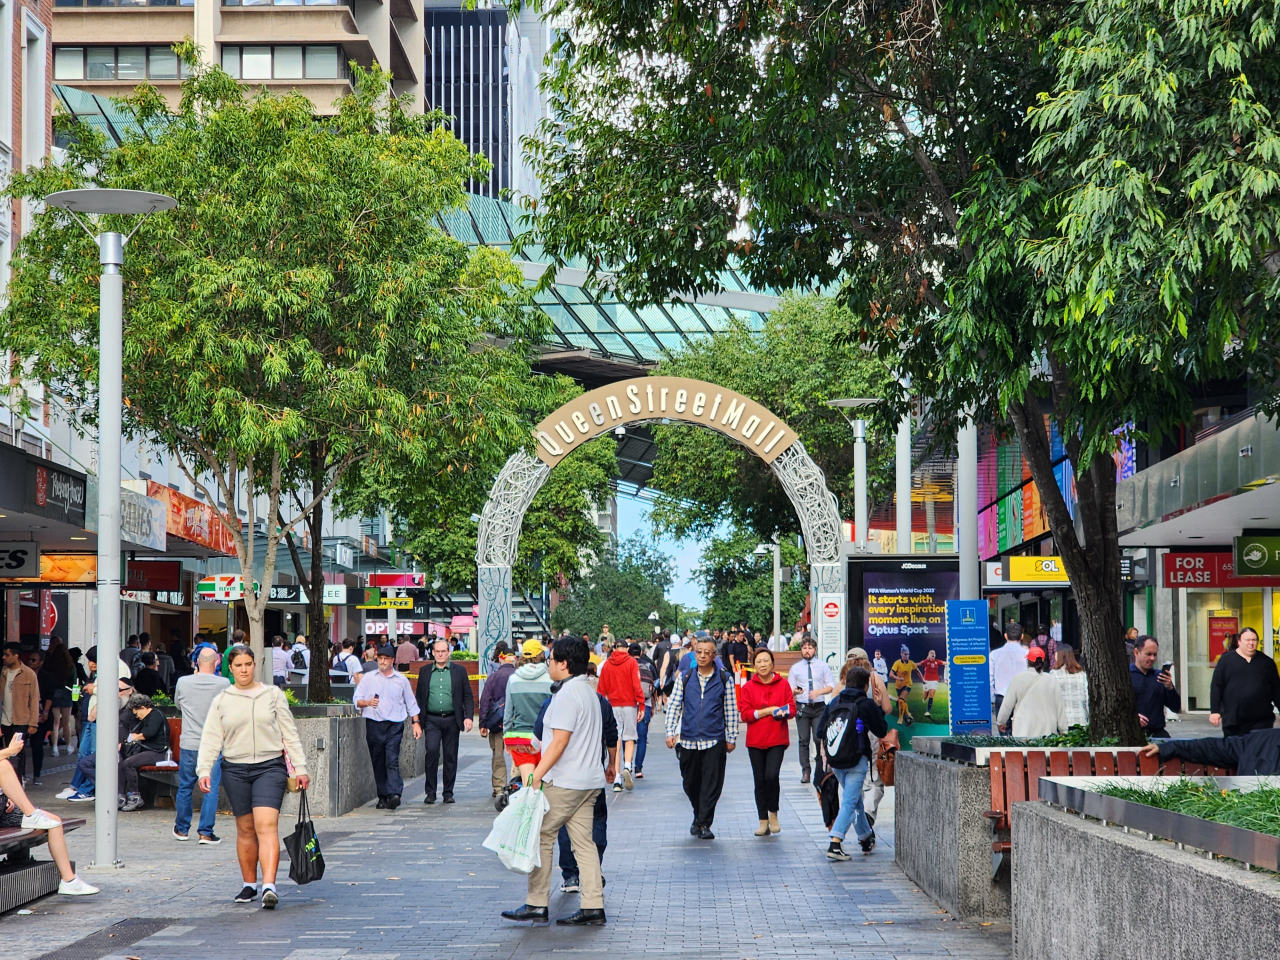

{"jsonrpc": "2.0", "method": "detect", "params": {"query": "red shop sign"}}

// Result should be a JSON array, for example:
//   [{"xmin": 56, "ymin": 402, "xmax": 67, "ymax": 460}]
[{"xmin": 1163, "ymin": 552, "xmax": 1280, "ymax": 589}]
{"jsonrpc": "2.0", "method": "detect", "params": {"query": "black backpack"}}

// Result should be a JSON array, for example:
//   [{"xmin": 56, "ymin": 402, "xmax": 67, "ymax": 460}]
[
  {"xmin": 822, "ymin": 698, "xmax": 869, "ymax": 768},
  {"xmin": 291, "ymin": 648, "xmax": 307, "ymax": 670}
]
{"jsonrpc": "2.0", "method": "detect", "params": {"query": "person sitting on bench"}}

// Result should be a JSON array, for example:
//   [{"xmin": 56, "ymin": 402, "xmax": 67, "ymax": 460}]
[
  {"xmin": 1140, "ymin": 726, "xmax": 1280, "ymax": 775},
  {"xmin": 0, "ymin": 734, "xmax": 98, "ymax": 895}
]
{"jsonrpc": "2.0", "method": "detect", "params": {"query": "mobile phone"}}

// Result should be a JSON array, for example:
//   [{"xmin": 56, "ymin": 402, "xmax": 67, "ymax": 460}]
[{"xmin": 1160, "ymin": 662, "xmax": 1173, "ymax": 674}]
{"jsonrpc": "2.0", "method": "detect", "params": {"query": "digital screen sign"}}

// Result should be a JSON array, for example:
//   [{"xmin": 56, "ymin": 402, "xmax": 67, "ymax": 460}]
[{"xmin": 862, "ymin": 570, "xmax": 958, "ymax": 660}]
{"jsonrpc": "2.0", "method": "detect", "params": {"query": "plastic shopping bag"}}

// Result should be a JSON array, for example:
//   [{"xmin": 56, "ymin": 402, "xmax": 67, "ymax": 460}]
[{"xmin": 482, "ymin": 785, "xmax": 549, "ymax": 874}]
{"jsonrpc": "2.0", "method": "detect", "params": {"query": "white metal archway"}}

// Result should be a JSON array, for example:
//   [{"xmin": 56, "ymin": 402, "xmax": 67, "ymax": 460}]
[{"xmin": 476, "ymin": 377, "xmax": 845, "ymax": 652}]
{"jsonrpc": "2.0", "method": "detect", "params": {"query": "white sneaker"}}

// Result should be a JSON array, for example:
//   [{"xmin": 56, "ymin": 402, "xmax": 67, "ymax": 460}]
[
  {"xmin": 51, "ymin": 744, "xmax": 60, "ymax": 757},
  {"xmin": 58, "ymin": 876, "xmax": 99, "ymax": 896},
  {"xmin": 622, "ymin": 766, "xmax": 634, "ymax": 791},
  {"xmin": 55, "ymin": 787, "xmax": 77, "ymax": 800},
  {"xmin": 21, "ymin": 809, "xmax": 61, "ymax": 830}
]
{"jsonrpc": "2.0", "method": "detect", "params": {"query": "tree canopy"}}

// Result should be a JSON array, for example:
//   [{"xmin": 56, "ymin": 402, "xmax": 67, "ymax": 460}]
[
  {"xmin": 521, "ymin": 0, "xmax": 1280, "ymax": 741},
  {"xmin": 694, "ymin": 528, "xmax": 807, "ymax": 635},
  {"xmin": 549, "ymin": 532, "xmax": 677, "ymax": 642},
  {"xmin": 647, "ymin": 294, "xmax": 894, "ymax": 542},
  {"xmin": 2, "ymin": 56, "xmax": 549, "ymax": 672}
]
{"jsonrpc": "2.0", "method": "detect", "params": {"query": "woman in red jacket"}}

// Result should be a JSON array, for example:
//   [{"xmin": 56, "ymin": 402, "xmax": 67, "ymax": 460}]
[{"xmin": 738, "ymin": 648, "xmax": 797, "ymax": 836}]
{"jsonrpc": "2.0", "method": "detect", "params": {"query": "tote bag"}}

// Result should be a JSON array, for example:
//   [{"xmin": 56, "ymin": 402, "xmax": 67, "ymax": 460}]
[{"xmin": 284, "ymin": 790, "xmax": 325, "ymax": 884}]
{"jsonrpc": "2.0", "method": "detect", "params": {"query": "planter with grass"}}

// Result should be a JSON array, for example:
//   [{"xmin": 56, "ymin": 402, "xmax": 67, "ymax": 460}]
[
  {"xmin": 1015, "ymin": 776, "xmax": 1280, "ymax": 959},
  {"xmin": 896, "ymin": 727, "xmax": 1141, "ymax": 921}
]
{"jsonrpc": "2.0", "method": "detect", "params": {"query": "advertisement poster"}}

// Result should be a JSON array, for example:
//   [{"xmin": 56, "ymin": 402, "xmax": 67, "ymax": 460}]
[
  {"xmin": 862, "ymin": 569, "xmax": 959, "ymax": 745},
  {"xmin": 946, "ymin": 600, "xmax": 993, "ymax": 735},
  {"xmin": 1207, "ymin": 615, "xmax": 1239, "ymax": 664}
]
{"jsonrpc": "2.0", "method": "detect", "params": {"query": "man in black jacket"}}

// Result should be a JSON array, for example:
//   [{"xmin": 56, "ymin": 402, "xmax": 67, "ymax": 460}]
[
  {"xmin": 1142, "ymin": 727, "xmax": 1280, "ymax": 774},
  {"xmin": 414, "ymin": 638, "xmax": 474, "ymax": 803}
]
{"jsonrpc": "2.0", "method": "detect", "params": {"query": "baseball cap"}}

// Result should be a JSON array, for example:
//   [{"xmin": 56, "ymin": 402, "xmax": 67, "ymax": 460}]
[
  {"xmin": 521, "ymin": 638, "xmax": 544, "ymax": 657},
  {"xmin": 1027, "ymin": 646, "xmax": 1046, "ymax": 662},
  {"xmin": 613, "ymin": 638, "xmax": 628, "ymax": 649},
  {"xmin": 848, "ymin": 646, "xmax": 868, "ymax": 660},
  {"xmin": 377, "ymin": 645, "xmax": 396, "ymax": 658}
]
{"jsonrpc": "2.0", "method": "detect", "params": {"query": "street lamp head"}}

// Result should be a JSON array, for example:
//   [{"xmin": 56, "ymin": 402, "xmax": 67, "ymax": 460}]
[
  {"xmin": 753, "ymin": 544, "xmax": 769, "ymax": 556},
  {"xmin": 44, "ymin": 189, "xmax": 177, "ymax": 215},
  {"xmin": 826, "ymin": 398, "xmax": 878, "ymax": 409}
]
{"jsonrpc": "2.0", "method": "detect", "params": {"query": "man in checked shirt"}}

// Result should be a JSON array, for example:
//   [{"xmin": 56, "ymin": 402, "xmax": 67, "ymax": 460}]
[{"xmin": 665, "ymin": 637, "xmax": 738, "ymax": 840}]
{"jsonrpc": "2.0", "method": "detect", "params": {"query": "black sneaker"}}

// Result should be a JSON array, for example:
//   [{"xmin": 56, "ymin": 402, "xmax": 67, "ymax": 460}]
[
  {"xmin": 375, "ymin": 797, "xmax": 386, "ymax": 809},
  {"xmin": 698, "ymin": 826, "xmax": 715, "ymax": 840},
  {"xmin": 689, "ymin": 821, "xmax": 700, "ymax": 836},
  {"xmin": 560, "ymin": 875, "xmax": 581, "ymax": 893},
  {"xmin": 199, "ymin": 832, "xmax": 222, "ymax": 845},
  {"xmin": 262, "ymin": 888, "xmax": 279, "ymax": 909},
  {"xmin": 860, "ymin": 831, "xmax": 876, "ymax": 855},
  {"xmin": 443, "ymin": 796, "xmax": 455, "ymax": 804},
  {"xmin": 235, "ymin": 885, "xmax": 258, "ymax": 903},
  {"xmin": 386, "ymin": 794, "xmax": 401, "ymax": 810},
  {"xmin": 826, "ymin": 842, "xmax": 851, "ymax": 862},
  {"xmin": 423, "ymin": 796, "xmax": 436, "ymax": 804}
]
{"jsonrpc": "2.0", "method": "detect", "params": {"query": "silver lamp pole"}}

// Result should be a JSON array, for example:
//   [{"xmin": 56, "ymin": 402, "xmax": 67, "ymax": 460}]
[{"xmin": 44, "ymin": 189, "xmax": 177, "ymax": 870}]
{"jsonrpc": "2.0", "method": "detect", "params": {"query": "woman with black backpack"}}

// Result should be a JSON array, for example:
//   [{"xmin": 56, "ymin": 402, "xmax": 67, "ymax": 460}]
[{"xmin": 815, "ymin": 666, "xmax": 887, "ymax": 861}]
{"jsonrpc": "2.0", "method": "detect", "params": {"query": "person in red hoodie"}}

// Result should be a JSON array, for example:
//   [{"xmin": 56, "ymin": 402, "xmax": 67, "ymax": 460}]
[
  {"xmin": 597, "ymin": 639, "xmax": 646, "ymax": 792},
  {"xmin": 738, "ymin": 648, "xmax": 797, "ymax": 836}
]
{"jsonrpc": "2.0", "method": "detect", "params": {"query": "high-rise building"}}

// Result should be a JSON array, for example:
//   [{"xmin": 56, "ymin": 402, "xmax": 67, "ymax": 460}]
[
  {"xmin": 422, "ymin": 4, "xmax": 508, "ymax": 199},
  {"xmin": 1, "ymin": 0, "xmax": 54, "ymax": 284},
  {"xmin": 51, "ymin": 0, "xmax": 424, "ymax": 116}
]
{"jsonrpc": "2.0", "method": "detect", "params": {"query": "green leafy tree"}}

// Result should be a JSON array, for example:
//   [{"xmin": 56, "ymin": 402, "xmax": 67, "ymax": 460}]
[
  {"xmin": 694, "ymin": 528, "xmax": 807, "ymax": 634},
  {"xmin": 520, "ymin": 0, "xmax": 1272, "ymax": 740},
  {"xmin": 647, "ymin": 295, "xmax": 894, "ymax": 542},
  {"xmin": 2, "ymin": 56, "xmax": 546, "ymax": 687},
  {"xmin": 550, "ymin": 532, "xmax": 677, "ymax": 642}
]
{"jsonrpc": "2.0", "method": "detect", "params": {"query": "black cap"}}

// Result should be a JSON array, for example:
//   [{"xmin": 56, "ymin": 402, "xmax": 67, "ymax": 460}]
[{"xmin": 377, "ymin": 645, "xmax": 397, "ymax": 658}]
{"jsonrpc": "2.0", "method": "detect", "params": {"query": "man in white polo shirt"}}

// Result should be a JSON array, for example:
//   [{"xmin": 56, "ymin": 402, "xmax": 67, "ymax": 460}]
[{"xmin": 501, "ymin": 637, "xmax": 606, "ymax": 928}]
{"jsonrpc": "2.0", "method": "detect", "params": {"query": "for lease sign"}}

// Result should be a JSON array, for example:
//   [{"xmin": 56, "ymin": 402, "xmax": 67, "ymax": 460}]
[{"xmin": 1163, "ymin": 552, "xmax": 1280, "ymax": 588}]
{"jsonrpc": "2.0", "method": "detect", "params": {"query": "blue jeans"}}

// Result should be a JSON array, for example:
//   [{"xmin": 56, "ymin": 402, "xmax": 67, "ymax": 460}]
[
  {"xmin": 635, "ymin": 704, "xmax": 652, "ymax": 772},
  {"xmin": 69, "ymin": 721, "xmax": 96, "ymax": 792},
  {"xmin": 831, "ymin": 758, "xmax": 872, "ymax": 843},
  {"xmin": 175, "ymin": 748, "xmax": 221, "ymax": 837}
]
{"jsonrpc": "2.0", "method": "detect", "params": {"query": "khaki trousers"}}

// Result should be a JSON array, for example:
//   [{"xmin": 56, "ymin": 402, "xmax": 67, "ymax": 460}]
[
  {"xmin": 488, "ymin": 730, "xmax": 509, "ymax": 792},
  {"xmin": 526, "ymin": 784, "xmax": 603, "ymax": 909}
]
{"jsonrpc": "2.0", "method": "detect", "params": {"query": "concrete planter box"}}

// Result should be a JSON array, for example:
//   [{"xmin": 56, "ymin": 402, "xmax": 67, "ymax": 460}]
[
  {"xmin": 894, "ymin": 751, "xmax": 1010, "ymax": 920},
  {"xmin": 1012, "ymin": 802, "xmax": 1280, "ymax": 960},
  {"xmin": 279, "ymin": 715, "xmax": 424, "ymax": 819}
]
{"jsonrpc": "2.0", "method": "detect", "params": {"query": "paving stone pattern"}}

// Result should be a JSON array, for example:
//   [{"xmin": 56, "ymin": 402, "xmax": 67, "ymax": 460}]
[{"xmin": 10, "ymin": 721, "xmax": 1011, "ymax": 960}]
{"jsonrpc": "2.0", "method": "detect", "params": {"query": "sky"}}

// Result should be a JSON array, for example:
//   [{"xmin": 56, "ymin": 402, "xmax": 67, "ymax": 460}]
[{"xmin": 615, "ymin": 492, "xmax": 712, "ymax": 610}]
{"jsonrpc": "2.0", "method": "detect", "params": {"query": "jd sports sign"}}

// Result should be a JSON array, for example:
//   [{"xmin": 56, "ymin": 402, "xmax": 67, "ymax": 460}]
[{"xmin": 533, "ymin": 377, "xmax": 799, "ymax": 467}]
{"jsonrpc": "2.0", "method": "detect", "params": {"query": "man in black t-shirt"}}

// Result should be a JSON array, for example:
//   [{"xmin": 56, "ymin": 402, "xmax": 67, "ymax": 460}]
[{"xmin": 133, "ymin": 652, "xmax": 165, "ymax": 697}]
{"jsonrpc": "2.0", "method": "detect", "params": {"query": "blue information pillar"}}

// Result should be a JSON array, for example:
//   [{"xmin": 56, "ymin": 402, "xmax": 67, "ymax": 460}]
[{"xmin": 946, "ymin": 599, "xmax": 992, "ymax": 736}]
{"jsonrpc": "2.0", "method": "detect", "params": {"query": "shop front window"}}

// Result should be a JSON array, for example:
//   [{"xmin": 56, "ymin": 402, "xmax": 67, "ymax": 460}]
[{"xmin": 1184, "ymin": 589, "xmax": 1265, "ymax": 710}]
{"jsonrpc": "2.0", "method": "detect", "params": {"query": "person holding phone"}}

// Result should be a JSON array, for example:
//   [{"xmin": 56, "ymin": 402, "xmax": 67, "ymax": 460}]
[
  {"xmin": 196, "ymin": 644, "xmax": 309, "ymax": 910},
  {"xmin": 737, "ymin": 648, "xmax": 796, "ymax": 837},
  {"xmin": 1129, "ymin": 636, "xmax": 1181, "ymax": 738},
  {"xmin": 1208, "ymin": 626, "xmax": 1280, "ymax": 738}
]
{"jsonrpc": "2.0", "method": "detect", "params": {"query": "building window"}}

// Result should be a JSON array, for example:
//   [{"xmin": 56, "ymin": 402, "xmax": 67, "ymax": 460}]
[
  {"xmin": 220, "ymin": 45, "xmax": 346, "ymax": 80},
  {"xmin": 56, "ymin": 0, "xmax": 195, "ymax": 6},
  {"xmin": 221, "ymin": 0, "xmax": 341, "ymax": 6},
  {"xmin": 53, "ymin": 46, "xmax": 192, "ymax": 82}
]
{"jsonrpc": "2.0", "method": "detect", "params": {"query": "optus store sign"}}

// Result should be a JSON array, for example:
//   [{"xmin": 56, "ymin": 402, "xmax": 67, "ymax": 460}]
[{"xmin": 1163, "ymin": 552, "xmax": 1280, "ymax": 588}]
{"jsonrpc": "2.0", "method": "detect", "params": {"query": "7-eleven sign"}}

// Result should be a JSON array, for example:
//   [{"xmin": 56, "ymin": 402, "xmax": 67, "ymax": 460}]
[{"xmin": 197, "ymin": 574, "xmax": 258, "ymax": 601}]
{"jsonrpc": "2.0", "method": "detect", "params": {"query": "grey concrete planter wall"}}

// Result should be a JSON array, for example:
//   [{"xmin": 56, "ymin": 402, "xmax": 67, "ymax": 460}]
[
  {"xmin": 279, "ymin": 715, "xmax": 424, "ymax": 819},
  {"xmin": 894, "ymin": 752, "xmax": 1010, "ymax": 920},
  {"xmin": 1012, "ymin": 802, "xmax": 1280, "ymax": 960}
]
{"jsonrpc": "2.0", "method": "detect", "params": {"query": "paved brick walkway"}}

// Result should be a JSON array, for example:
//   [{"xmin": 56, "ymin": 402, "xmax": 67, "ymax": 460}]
[{"xmin": 11, "ymin": 721, "xmax": 1011, "ymax": 960}]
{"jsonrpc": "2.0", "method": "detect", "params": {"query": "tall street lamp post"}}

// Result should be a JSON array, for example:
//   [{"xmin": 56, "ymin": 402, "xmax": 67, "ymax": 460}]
[
  {"xmin": 44, "ymin": 189, "xmax": 177, "ymax": 870},
  {"xmin": 754, "ymin": 542, "xmax": 781, "ymax": 644}
]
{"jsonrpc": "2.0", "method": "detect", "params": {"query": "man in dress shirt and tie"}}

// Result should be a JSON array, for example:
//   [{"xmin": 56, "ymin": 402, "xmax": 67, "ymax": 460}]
[
  {"xmin": 790, "ymin": 637, "xmax": 835, "ymax": 784},
  {"xmin": 355, "ymin": 646, "xmax": 421, "ymax": 810}
]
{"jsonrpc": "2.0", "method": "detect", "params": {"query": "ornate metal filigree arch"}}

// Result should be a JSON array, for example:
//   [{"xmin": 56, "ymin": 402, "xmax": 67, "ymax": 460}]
[{"xmin": 475, "ymin": 431, "xmax": 845, "ymax": 657}]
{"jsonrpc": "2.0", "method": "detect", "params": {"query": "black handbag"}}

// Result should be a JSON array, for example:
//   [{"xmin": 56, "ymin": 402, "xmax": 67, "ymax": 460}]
[{"xmin": 284, "ymin": 790, "xmax": 325, "ymax": 884}]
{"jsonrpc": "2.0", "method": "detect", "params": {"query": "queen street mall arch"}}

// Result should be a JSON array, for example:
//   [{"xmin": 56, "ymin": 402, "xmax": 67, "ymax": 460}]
[{"xmin": 475, "ymin": 377, "xmax": 846, "ymax": 652}]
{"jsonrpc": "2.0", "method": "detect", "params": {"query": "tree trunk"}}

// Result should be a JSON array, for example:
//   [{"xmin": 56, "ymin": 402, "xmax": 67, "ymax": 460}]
[
  {"xmin": 1007, "ymin": 386, "xmax": 1145, "ymax": 745},
  {"xmin": 306, "ymin": 449, "xmax": 332, "ymax": 704}
]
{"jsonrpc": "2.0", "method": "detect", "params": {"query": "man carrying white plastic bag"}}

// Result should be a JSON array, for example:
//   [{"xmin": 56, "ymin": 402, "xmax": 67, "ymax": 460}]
[
  {"xmin": 499, "ymin": 638, "xmax": 607, "ymax": 927},
  {"xmin": 483, "ymin": 783, "xmax": 550, "ymax": 873}
]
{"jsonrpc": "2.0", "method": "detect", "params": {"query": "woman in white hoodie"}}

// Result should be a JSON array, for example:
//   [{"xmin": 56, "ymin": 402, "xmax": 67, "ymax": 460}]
[{"xmin": 197, "ymin": 644, "xmax": 309, "ymax": 909}]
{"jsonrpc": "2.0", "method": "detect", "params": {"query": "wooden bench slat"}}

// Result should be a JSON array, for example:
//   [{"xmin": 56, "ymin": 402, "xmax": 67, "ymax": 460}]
[
  {"xmin": 1095, "ymin": 752, "xmax": 1116, "ymax": 777},
  {"xmin": 1138, "ymin": 750, "xmax": 1160, "ymax": 775},
  {"xmin": 1117, "ymin": 752, "xmax": 1138, "ymax": 776},
  {"xmin": 1006, "ymin": 751, "xmax": 1027, "ymax": 806},
  {"xmin": 990, "ymin": 752, "xmax": 1008, "ymax": 829},
  {"xmin": 1026, "ymin": 751, "xmax": 1048, "ymax": 801},
  {"xmin": 1069, "ymin": 750, "xmax": 1093, "ymax": 776},
  {"xmin": 1184, "ymin": 763, "xmax": 1205, "ymax": 776},
  {"xmin": 1048, "ymin": 750, "xmax": 1070, "ymax": 778}
]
